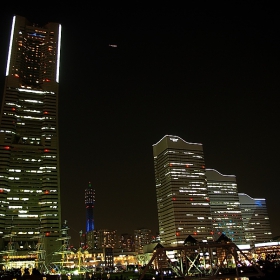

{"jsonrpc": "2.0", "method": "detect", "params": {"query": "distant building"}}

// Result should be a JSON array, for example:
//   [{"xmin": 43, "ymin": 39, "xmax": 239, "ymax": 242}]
[
  {"xmin": 118, "ymin": 233, "xmax": 135, "ymax": 252},
  {"xmin": 85, "ymin": 182, "xmax": 95, "ymax": 233},
  {"xmin": 206, "ymin": 169, "xmax": 245, "ymax": 244},
  {"xmin": 0, "ymin": 15, "xmax": 62, "ymax": 262},
  {"xmin": 152, "ymin": 135, "xmax": 213, "ymax": 246},
  {"xmin": 87, "ymin": 229, "xmax": 118, "ymax": 251},
  {"xmin": 134, "ymin": 229, "xmax": 152, "ymax": 253},
  {"xmin": 238, "ymin": 193, "xmax": 272, "ymax": 243}
]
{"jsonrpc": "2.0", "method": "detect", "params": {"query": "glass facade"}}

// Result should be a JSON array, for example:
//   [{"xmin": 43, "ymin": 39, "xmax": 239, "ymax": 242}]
[
  {"xmin": 238, "ymin": 193, "xmax": 272, "ymax": 243},
  {"xmin": 206, "ymin": 169, "xmax": 245, "ymax": 244},
  {"xmin": 0, "ymin": 15, "xmax": 62, "ymax": 261},
  {"xmin": 152, "ymin": 135, "xmax": 213, "ymax": 246}
]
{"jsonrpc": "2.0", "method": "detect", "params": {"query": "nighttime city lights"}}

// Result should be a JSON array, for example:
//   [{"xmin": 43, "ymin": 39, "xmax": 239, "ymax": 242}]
[{"xmin": 0, "ymin": 2, "xmax": 280, "ymax": 279}]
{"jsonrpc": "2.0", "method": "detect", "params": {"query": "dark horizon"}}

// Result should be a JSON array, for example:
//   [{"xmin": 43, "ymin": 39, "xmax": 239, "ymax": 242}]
[{"xmin": 0, "ymin": 2, "xmax": 279, "ymax": 247}]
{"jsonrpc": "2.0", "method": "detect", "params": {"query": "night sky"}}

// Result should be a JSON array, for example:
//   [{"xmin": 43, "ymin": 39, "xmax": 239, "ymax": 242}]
[{"xmin": 0, "ymin": 2, "xmax": 279, "ymax": 247}]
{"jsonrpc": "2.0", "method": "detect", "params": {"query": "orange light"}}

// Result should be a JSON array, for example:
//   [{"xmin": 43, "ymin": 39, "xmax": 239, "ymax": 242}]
[
  {"xmin": 172, "ymin": 197, "xmax": 176, "ymax": 201},
  {"xmin": 12, "ymin": 108, "xmax": 16, "ymax": 111},
  {"xmin": 15, "ymin": 74, "xmax": 19, "ymax": 78},
  {"xmin": 190, "ymin": 198, "xmax": 193, "ymax": 201},
  {"xmin": 169, "ymin": 163, "xmax": 172, "ymax": 166},
  {"xmin": 44, "ymin": 149, "xmax": 49, "ymax": 152},
  {"xmin": 202, "ymin": 165, "xmax": 205, "ymax": 169},
  {"xmin": 186, "ymin": 164, "xmax": 189, "ymax": 168},
  {"xmin": 176, "ymin": 232, "xmax": 180, "ymax": 236},
  {"xmin": 44, "ymin": 111, "xmax": 48, "ymax": 114},
  {"xmin": 4, "ymin": 146, "xmax": 10, "ymax": 150},
  {"xmin": 44, "ymin": 190, "xmax": 49, "ymax": 194},
  {"xmin": 45, "ymin": 232, "xmax": 50, "ymax": 236}
]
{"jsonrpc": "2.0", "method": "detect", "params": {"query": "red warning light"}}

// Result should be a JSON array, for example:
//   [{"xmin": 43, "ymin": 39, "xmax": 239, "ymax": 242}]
[
  {"xmin": 44, "ymin": 149, "xmax": 50, "ymax": 152},
  {"xmin": 4, "ymin": 146, "xmax": 10, "ymax": 150},
  {"xmin": 44, "ymin": 111, "xmax": 48, "ymax": 114},
  {"xmin": 45, "ymin": 232, "xmax": 50, "ymax": 236},
  {"xmin": 44, "ymin": 190, "xmax": 49, "ymax": 194}
]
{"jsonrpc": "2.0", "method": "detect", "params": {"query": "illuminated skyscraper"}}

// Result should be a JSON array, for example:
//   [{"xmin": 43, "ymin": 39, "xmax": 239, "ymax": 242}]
[
  {"xmin": 0, "ymin": 15, "xmax": 62, "ymax": 260},
  {"xmin": 206, "ymin": 169, "xmax": 245, "ymax": 244},
  {"xmin": 238, "ymin": 193, "xmax": 272, "ymax": 243},
  {"xmin": 134, "ymin": 228, "xmax": 152, "ymax": 254},
  {"xmin": 85, "ymin": 182, "xmax": 95, "ymax": 232},
  {"xmin": 152, "ymin": 135, "xmax": 213, "ymax": 246}
]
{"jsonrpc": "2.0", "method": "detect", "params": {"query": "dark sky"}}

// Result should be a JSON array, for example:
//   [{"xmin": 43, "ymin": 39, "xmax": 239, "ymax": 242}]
[{"xmin": 0, "ymin": 2, "xmax": 280, "ymax": 247}]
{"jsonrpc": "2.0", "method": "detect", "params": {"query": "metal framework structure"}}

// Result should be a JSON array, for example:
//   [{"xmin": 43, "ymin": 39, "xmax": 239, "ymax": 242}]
[{"xmin": 139, "ymin": 240, "xmax": 265, "ymax": 280}]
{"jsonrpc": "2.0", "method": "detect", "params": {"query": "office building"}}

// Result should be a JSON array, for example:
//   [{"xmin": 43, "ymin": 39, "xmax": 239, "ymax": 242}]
[
  {"xmin": 134, "ymin": 228, "xmax": 152, "ymax": 254},
  {"xmin": 119, "ymin": 233, "xmax": 135, "ymax": 252},
  {"xmin": 238, "ymin": 193, "xmax": 272, "ymax": 243},
  {"xmin": 85, "ymin": 181, "xmax": 95, "ymax": 233},
  {"xmin": 0, "ymin": 15, "xmax": 62, "ymax": 261},
  {"xmin": 152, "ymin": 135, "xmax": 213, "ymax": 246},
  {"xmin": 206, "ymin": 169, "xmax": 245, "ymax": 244}
]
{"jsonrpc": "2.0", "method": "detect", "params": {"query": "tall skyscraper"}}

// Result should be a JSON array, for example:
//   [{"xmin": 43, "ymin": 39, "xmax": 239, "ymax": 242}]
[
  {"xmin": 206, "ymin": 169, "xmax": 245, "ymax": 244},
  {"xmin": 0, "ymin": 15, "xmax": 62, "ymax": 261},
  {"xmin": 85, "ymin": 181, "xmax": 95, "ymax": 232},
  {"xmin": 238, "ymin": 193, "xmax": 272, "ymax": 243},
  {"xmin": 152, "ymin": 135, "xmax": 213, "ymax": 246}
]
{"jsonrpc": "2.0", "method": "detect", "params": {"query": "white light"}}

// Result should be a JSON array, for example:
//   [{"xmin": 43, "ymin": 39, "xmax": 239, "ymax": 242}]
[
  {"xmin": 6, "ymin": 16, "xmax": 16, "ymax": 76},
  {"xmin": 56, "ymin": 24, "xmax": 62, "ymax": 83}
]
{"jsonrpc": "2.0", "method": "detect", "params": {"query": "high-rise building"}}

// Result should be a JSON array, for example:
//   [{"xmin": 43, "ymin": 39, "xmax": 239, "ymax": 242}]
[
  {"xmin": 85, "ymin": 181, "xmax": 95, "ymax": 233},
  {"xmin": 134, "ymin": 228, "xmax": 152, "ymax": 254},
  {"xmin": 238, "ymin": 193, "xmax": 272, "ymax": 243},
  {"xmin": 119, "ymin": 233, "xmax": 135, "ymax": 252},
  {"xmin": 152, "ymin": 135, "xmax": 213, "ymax": 246},
  {"xmin": 0, "ymin": 15, "xmax": 62, "ymax": 261},
  {"xmin": 206, "ymin": 169, "xmax": 245, "ymax": 244}
]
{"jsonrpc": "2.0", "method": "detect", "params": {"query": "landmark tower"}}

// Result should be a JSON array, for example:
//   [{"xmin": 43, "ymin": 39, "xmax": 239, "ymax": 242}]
[{"xmin": 0, "ymin": 15, "xmax": 62, "ymax": 260}]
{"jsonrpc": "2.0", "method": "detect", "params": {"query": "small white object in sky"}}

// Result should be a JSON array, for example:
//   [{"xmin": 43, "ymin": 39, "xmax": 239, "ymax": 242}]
[{"xmin": 109, "ymin": 44, "xmax": 117, "ymax": 48}]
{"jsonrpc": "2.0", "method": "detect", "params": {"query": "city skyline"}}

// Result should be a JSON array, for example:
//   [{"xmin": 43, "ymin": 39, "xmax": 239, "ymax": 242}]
[{"xmin": 0, "ymin": 2, "xmax": 279, "ymax": 247}]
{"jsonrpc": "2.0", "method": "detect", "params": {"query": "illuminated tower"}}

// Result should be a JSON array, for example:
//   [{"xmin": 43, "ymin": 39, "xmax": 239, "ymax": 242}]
[
  {"xmin": 238, "ymin": 193, "xmax": 272, "ymax": 243},
  {"xmin": 0, "ymin": 15, "xmax": 62, "ymax": 260},
  {"xmin": 153, "ymin": 135, "xmax": 213, "ymax": 246},
  {"xmin": 206, "ymin": 169, "xmax": 245, "ymax": 244},
  {"xmin": 85, "ymin": 182, "xmax": 95, "ymax": 232}
]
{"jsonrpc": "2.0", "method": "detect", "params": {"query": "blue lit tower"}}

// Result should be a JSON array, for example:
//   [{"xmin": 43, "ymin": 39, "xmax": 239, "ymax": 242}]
[{"xmin": 85, "ymin": 182, "xmax": 95, "ymax": 232}]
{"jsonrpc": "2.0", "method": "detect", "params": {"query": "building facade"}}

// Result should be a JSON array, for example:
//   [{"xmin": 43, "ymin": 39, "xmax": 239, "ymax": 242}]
[
  {"xmin": 85, "ymin": 182, "xmax": 95, "ymax": 233},
  {"xmin": 0, "ymin": 15, "xmax": 62, "ymax": 261},
  {"xmin": 206, "ymin": 169, "xmax": 245, "ymax": 244},
  {"xmin": 134, "ymin": 228, "xmax": 152, "ymax": 254},
  {"xmin": 152, "ymin": 135, "xmax": 213, "ymax": 246},
  {"xmin": 238, "ymin": 193, "xmax": 272, "ymax": 243}
]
